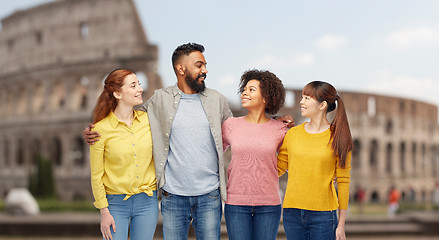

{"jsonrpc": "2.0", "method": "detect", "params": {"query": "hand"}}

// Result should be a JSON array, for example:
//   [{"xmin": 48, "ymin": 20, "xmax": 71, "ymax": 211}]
[
  {"xmin": 100, "ymin": 208, "xmax": 116, "ymax": 240},
  {"xmin": 277, "ymin": 115, "xmax": 294, "ymax": 128},
  {"xmin": 336, "ymin": 225, "xmax": 346, "ymax": 240},
  {"xmin": 83, "ymin": 123, "xmax": 100, "ymax": 145}
]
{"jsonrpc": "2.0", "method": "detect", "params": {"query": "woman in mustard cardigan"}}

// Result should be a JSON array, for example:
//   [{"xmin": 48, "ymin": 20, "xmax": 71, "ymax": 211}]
[{"xmin": 278, "ymin": 81, "xmax": 352, "ymax": 240}]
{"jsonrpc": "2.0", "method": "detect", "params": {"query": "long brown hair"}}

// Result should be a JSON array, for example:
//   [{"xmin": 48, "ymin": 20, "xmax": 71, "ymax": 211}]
[
  {"xmin": 302, "ymin": 81, "xmax": 353, "ymax": 167},
  {"xmin": 92, "ymin": 69, "xmax": 135, "ymax": 124}
]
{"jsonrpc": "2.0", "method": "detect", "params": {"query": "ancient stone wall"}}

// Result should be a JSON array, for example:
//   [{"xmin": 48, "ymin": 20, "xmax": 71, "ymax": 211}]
[{"xmin": 0, "ymin": 0, "xmax": 162, "ymax": 201}]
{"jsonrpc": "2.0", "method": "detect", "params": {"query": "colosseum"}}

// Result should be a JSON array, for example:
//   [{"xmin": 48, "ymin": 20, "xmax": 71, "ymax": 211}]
[
  {"xmin": 0, "ymin": 0, "xmax": 162, "ymax": 201},
  {"xmin": 0, "ymin": 0, "xmax": 438, "ymax": 204}
]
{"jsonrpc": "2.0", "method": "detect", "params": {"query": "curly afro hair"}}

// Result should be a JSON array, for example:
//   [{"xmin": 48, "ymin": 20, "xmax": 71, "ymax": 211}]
[{"xmin": 239, "ymin": 69, "xmax": 285, "ymax": 115}]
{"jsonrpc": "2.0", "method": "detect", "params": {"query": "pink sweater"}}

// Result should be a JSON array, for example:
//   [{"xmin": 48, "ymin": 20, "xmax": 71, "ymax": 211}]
[{"xmin": 222, "ymin": 117, "xmax": 287, "ymax": 206}]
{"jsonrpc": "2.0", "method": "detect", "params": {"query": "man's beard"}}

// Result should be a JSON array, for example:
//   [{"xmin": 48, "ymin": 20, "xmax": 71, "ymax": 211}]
[{"xmin": 185, "ymin": 73, "xmax": 206, "ymax": 93}]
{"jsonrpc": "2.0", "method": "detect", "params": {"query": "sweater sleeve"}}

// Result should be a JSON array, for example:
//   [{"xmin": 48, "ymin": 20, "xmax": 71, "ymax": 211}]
[
  {"xmin": 336, "ymin": 151, "xmax": 352, "ymax": 210},
  {"xmin": 221, "ymin": 119, "xmax": 230, "ymax": 152},
  {"xmin": 277, "ymin": 132, "xmax": 289, "ymax": 177}
]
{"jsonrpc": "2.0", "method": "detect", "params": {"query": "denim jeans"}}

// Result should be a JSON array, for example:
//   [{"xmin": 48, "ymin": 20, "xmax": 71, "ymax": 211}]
[
  {"xmin": 106, "ymin": 191, "xmax": 158, "ymax": 240},
  {"xmin": 160, "ymin": 188, "xmax": 222, "ymax": 240},
  {"xmin": 224, "ymin": 204, "xmax": 281, "ymax": 240},
  {"xmin": 283, "ymin": 208, "xmax": 338, "ymax": 240}
]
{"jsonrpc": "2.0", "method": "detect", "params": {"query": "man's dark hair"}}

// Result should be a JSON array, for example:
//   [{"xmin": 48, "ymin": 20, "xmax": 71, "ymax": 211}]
[
  {"xmin": 239, "ymin": 69, "xmax": 286, "ymax": 115},
  {"xmin": 172, "ymin": 43, "xmax": 205, "ymax": 69}
]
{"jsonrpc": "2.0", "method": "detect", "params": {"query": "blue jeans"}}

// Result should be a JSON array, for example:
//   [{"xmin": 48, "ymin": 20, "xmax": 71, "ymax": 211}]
[
  {"xmin": 225, "ymin": 204, "xmax": 281, "ymax": 240},
  {"xmin": 106, "ymin": 191, "xmax": 158, "ymax": 240},
  {"xmin": 160, "ymin": 188, "xmax": 222, "ymax": 240},
  {"xmin": 283, "ymin": 208, "xmax": 338, "ymax": 240}
]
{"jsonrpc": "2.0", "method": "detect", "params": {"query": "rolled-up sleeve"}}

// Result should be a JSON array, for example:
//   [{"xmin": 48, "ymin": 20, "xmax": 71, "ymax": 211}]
[{"xmin": 89, "ymin": 126, "xmax": 108, "ymax": 209}]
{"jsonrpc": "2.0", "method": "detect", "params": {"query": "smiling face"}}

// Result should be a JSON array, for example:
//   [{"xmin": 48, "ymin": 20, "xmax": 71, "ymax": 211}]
[
  {"xmin": 300, "ymin": 94, "xmax": 325, "ymax": 118},
  {"xmin": 182, "ymin": 51, "xmax": 208, "ymax": 92},
  {"xmin": 241, "ymin": 79, "xmax": 266, "ymax": 111},
  {"xmin": 113, "ymin": 74, "xmax": 143, "ymax": 107}
]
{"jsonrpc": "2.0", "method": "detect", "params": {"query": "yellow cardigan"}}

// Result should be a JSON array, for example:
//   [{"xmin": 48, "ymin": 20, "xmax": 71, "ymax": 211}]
[{"xmin": 278, "ymin": 123, "xmax": 351, "ymax": 210}]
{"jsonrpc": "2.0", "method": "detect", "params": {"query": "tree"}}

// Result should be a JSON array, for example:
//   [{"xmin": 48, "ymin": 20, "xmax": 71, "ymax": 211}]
[{"xmin": 29, "ymin": 154, "xmax": 56, "ymax": 199}]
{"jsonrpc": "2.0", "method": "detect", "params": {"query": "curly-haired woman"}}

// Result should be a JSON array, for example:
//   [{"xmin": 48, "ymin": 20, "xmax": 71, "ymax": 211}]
[{"xmin": 222, "ymin": 69, "xmax": 287, "ymax": 240}]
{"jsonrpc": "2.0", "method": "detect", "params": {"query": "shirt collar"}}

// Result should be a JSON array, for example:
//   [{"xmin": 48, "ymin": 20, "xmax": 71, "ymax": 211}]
[{"xmin": 108, "ymin": 110, "xmax": 141, "ymax": 129}]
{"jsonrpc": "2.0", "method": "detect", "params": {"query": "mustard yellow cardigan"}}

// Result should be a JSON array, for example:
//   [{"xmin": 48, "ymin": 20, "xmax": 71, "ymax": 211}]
[{"xmin": 278, "ymin": 123, "xmax": 351, "ymax": 210}]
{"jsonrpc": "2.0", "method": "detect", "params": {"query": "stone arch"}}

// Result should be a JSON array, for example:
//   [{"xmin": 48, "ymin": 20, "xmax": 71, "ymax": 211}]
[
  {"xmin": 367, "ymin": 96, "xmax": 376, "ymax": 117},
  {"xmin": 32, "ymin": 82, "xmax": 45, "ymax": 113},
  {"xmin": 80, "ymin": 22, "xmax": 89, "ymax": 39},
  {"xmin": 17, "ymin": 138, "xmax": 25, "ymax": 166},
  {"xmin": 4, "ymin": 139, "xmax": 10, "ymax": 167},
  {"xmin": 386, "ymin": 143, "xmax": 393, "ymax": 174},
  {"xmin": 411, "ymin": 142, "xmax": 417, "ymax": 177},
  {"xmin": 370, "ymin": 191, "xmax": 380, "ymax": 202},
  {"xmin": 72, "ymin": 136, "xmax": 85, "ymax": 167},
  {"xmin": 6, "ymin": 90, "xmax": 14, "ymax": 116},
  {"xmin": 50, "ymin": 137, "xmax": 62, "ymax": 166},
  {"xmin": 352, "ymin": 139, "xmax": 361, "ymax": 169},
  {"xmin": 400, "ymin": 142, "xmax": 406, "ymax": 175},
  {"xmin": 72, "ymin": 77, "xmax": 89, "ymax": 111},
  {"xmin": 369, "ymin": 140, "xmax": 379, "ymax": 173},
  {"xmin": 50, "ymin": 81, "xmax": 66, "ymax": 111},
  {"xmin": 385, "ymin": 119, "xmax": 393, "ymax": 135},
  {"xmin": 31, "ymin": 139, "xmax": 41, "ymax": 166},
  {"xmin": 401, "ymin": 190, "xmax": 406, "ymax": 202},
  {"xmin": 17, "ymin": 90, "xmax": 27, "ymax": 116},
  {"xmin": 421, "ymin": 143, "xmax": 426, "ymax": 176}
]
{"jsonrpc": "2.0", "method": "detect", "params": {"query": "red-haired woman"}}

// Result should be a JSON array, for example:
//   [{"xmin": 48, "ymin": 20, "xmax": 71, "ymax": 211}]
[
  {"xmin": 90, "ymin": 69, "xmax": 158, "ymax": 240},
  {"xmin": 278, "ymin": 81, "xmax": 352, "ymax": 240}
]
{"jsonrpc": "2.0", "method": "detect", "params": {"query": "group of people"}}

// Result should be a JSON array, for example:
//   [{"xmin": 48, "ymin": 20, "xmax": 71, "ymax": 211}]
[{"xmin": 83, "ymin": 42, "xmax": 353, "ymax": 240}]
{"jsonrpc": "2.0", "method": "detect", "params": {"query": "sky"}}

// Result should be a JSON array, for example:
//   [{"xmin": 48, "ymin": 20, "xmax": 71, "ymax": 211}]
[{"xmin": 1, "ymin": 0, "xmax": 439, "ymax": 107}]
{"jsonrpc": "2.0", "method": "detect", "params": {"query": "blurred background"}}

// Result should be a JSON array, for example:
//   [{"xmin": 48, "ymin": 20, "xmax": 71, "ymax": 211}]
[{"xmin": 0, "ymin": 0, "xmax": 438, "ymax": 239}]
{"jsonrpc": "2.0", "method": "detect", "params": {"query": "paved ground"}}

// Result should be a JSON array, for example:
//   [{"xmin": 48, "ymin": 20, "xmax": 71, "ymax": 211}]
[
  {"xmin": 1, "ymin": 237, "xmax": 439, "ymax": 240},
  {"xmin": 0, "ymin": 210, "xmax": 438, "ymax": 240}
]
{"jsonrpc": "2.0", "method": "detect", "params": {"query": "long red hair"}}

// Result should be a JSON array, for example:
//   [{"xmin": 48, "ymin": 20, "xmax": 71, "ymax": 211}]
[
  {"xmin": 302, "ymin": 81, "xmax": 353, "ymax": 167},
  {"xmin": 92, "ymin": 69, "xmax": 135, "ymax": 124}
]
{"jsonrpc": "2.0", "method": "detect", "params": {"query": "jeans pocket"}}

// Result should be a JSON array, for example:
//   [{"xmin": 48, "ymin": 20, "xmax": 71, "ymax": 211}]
[
  {"xmin": 162, "ymin": 190, "xmax": 172, "ymax": 198},
  {"xmin": 206, "ymin": 188, "xmax": 220, "ymax": 199}
]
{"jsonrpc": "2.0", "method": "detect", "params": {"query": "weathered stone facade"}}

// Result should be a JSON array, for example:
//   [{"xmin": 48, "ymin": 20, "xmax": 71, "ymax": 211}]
[
  {"xmin": 1, "ymin": 0, "xmax": 438, "ymax": 204},
  {"xmin": 0, "ymin": 0, "xmax": 162, "ymax": 201}
]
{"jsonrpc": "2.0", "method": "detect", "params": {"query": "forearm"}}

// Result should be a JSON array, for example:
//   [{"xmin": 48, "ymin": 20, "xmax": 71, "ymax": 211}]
[{"xmin": 338, "ymin": 209, "xmax": 347, "ymax": 227}]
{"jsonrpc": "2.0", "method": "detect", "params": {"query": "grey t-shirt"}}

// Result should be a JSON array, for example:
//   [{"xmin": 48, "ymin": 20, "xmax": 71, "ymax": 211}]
[{"xmin": 162, "ymin": 92, "xmax": 219, "ymax": 195}]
